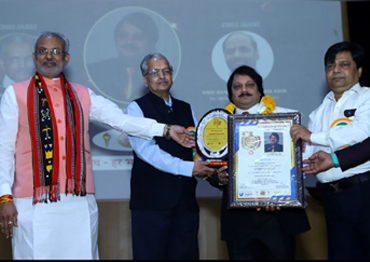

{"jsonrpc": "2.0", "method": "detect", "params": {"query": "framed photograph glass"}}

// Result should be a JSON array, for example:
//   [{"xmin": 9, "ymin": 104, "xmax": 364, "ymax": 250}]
[{"xmin": 227, "ymin": 112, "xmax": 304, "ymax": 208}]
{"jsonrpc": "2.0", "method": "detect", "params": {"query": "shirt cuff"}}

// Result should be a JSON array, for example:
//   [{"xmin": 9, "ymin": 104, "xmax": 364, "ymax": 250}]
[
  {"xmin": 0, "ymin": 184, "xmax": 12, "ymax": 197},
  {"xmin": 177, "ymin": 161, "xmax": 194, "ymax": 178},
  {"xmin": 331, "ymin": 153, "xmax": 340, "ymax": 167},
  {"xmin": 310, "ymin": 131, "xmax": 327, "ymax": 146},
  {"xmin": 153, "ymin": 123, "xmax": 166, "ymax": 137}
]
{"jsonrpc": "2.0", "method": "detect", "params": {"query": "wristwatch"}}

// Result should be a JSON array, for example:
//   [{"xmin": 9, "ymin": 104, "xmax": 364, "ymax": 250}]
[{"xmin": 165, "ymin": 125, "xmax": 171, "ymax": 140}]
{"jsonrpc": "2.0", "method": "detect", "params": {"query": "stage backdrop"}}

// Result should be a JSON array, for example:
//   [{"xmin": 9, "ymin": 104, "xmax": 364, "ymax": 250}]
[{"xmin": 0, "ymin": 0, "xmax": 343, "ymax": 199}]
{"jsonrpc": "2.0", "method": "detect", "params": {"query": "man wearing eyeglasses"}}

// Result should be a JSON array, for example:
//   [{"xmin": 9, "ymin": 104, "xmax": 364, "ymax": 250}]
[
  {"xmin": 0, "ymin": 32, "xmax": 196, "ymax": 259},
  {"xmin": 127, "ymin": 52, "xmax": 216, "ymax": 260},
  {"xmin": 290, "ymin": 41, "xmax": 370, "ymax": 260}
]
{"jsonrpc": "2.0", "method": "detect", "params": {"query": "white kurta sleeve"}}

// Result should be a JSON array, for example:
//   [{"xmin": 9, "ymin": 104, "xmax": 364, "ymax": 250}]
[
  {"xmin": 127, "ymin": 101, "xmax": 195, "ymax": 177},
  {"xmin": 88, "ymin": 88, "xmax": 165, "ymax": 140},
  {"xmin": 0, "ymin": 86, "xmax": 18, "ymax": 196}
]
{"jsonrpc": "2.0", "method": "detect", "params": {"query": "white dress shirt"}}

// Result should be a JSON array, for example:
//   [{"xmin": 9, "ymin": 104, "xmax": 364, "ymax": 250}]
[
  {"xmin": 234, "ymin": 102, "xmax": 296, "ymax": 115},
  {"xmin": 127, "ymin": 95, "xmax": 197, "ymax": 177},
  {"xmin": 304, "ymin": 83, "xmax": 370, "ymax": 183}
]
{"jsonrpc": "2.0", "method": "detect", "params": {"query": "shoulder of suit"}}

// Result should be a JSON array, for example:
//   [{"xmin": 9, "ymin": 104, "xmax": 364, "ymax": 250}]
[
  {"xmin": 171, "ymin": 95, "xmax": 191, "ymax": 107},
  {"xmin": 87, "ymin": 57, "xmax": 122, "ymax": 70}
]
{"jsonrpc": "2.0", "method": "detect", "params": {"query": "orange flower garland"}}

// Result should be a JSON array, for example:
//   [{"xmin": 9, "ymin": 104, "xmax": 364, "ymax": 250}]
[
  {"xmin": 224, "ymin": 95, "xmax": 276, "ymax": 114},
  {"xmin": 261, "ymin": 95, "xmax": 275, "ymax": 114},
  {"xmin": 224, "ymin": 102, "xmax": 236, "ymax": 114}
]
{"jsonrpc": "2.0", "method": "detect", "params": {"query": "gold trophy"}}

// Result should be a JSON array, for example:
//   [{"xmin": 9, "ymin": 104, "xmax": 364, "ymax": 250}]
[{"xmin": 196, "ymin": 108, "xmax": 230, "ymax": 167}]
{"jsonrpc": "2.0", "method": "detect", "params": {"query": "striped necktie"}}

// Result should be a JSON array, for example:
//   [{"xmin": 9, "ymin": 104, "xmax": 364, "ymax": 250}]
[{"xmin": 124, "ymin": 67, "xmax": 134, "ymax": 99}]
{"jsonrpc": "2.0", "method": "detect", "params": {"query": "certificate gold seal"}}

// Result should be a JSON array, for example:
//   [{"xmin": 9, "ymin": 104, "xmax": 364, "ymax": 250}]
[
  {"xmin": 196, "ymin": 108, "xmax": 230, "ymax": 166},
  {"xmin": 241, "ymin": 132, "xmax": 261, "ymax": 151}
]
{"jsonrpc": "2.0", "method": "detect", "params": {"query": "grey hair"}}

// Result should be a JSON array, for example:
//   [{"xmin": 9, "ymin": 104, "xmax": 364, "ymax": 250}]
[
  {"xmin": 33, "ymin": 31, "xmax": 70, "ymax": 54},
  {"xmin": 0, "ymin": 34, "xmax": 33, "ymax": 58},
  {"xmin": 140, "ymin": 52, "xmax": 173, "ymax": 76}
]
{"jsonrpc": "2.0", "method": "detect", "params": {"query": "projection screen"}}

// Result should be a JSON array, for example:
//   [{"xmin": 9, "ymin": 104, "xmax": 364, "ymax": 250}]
[{"xmin": 0, "ymin": 0, "xmax": 344, "ymax": 199}]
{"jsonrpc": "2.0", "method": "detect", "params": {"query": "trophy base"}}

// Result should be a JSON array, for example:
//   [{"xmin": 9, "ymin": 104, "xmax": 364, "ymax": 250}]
[{"xmin": 207, "ymin": 160, "xmax": 228, "ymax": 167}]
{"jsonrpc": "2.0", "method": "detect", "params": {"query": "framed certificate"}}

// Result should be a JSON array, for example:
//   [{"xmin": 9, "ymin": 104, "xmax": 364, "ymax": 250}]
[{"xmin": 227, "ymin": 112, "xmax": 304, "ymax": 208}]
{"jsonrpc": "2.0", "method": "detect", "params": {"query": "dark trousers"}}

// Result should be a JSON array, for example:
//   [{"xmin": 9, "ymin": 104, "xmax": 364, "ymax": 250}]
[
  {"xmin": 322, "ymin": 179, "xmax": 370, "ymax": 260},
  {"xmin": 226, "ymin": 211, "xmax": 295, "ymax": 260},
  {"xmin": 131, "ymin": 198, "xmax": 199, "ymax": 260}
]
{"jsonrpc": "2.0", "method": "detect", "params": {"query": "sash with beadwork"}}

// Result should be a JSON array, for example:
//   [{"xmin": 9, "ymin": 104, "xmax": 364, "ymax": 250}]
[{"xmin": 27, "ymin": 73, "xmax": 86, "ymax": 204}]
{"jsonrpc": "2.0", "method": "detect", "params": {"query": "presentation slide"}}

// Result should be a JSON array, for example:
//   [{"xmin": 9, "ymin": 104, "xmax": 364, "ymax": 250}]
[{"xmin": 0, "ymin": 0, "xmax": 343, "ymax": 199}]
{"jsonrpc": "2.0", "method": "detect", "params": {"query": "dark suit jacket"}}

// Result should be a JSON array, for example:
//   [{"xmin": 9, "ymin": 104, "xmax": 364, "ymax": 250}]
[
  {"xmin": 207, "ymin": 173, "xmax": 310, "ymax": 241},
  {"xmin": 87, "ymin": 57, "xmax": 147, "ymax": 108},
  {"xmin": 336, "ymin": 137, "xmax": 370, "ymax": 172},
  {"xmin": 265, "ymin": 143, "xmax": 283, "ymax": 152}
]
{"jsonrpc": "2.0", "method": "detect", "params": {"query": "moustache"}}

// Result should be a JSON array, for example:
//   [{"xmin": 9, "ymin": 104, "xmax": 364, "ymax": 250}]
[
  {"xmin": 238, "ymin": 93, "xmax": 252, "ymax": 98},
  {"xmin": 42, "ymin": 59, "xmax": 57, "ymax": 66},
  {"xmin": 332, "ymin": 73, "xmax": 344, "ymax": 79},
  {"xmin": 157, "ymin": 79, "xmax": 169, "ymax": 85}
]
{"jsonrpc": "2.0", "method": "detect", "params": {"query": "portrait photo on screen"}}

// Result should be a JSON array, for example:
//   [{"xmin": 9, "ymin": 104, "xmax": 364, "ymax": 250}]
[
  {"xmin": 0, "ymin": 33, "xmax": 35, "ymax": 98},
  {"xmin": 84, "ymin": 6, "xmax": 181, "ymax": 109},
  {"xmin": 211, "ymin": 31, "xmax": 274, "ymax": 82}
]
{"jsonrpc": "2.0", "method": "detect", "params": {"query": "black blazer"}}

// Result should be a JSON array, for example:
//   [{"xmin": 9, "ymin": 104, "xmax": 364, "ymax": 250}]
[
  {"xmin": 336, "ymin": 136, "xmax": 370, "ymax": 172},
  {"xmin": 87, "ymin": 57, "xmax": 147, "ymax": 107},
  {"xmin": 207, "ymin": 174, "xmax": 311, "ymax": 241},
  {"xmin": 265, "ymin": 143, "xmax": 283, "ymax": 152}
]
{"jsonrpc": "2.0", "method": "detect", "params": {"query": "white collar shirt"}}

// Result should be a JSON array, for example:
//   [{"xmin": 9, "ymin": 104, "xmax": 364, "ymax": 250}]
[
  {"xmin": 305, "ymin": 83, "xmax": 370, "ymax": 183},
  {"xmin": 234, "ymin": 102, "xmax": 296, "ymax": 115}
]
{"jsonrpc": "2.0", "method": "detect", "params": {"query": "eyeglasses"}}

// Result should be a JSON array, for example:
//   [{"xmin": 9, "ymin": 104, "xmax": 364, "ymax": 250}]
[
  {"xmin": 145, "ymin": 68, "xmax": 173, "ymax": 77},
  {"xmin": 325, "ymin": 61, "xmax": 352, "ymax": 72},
  {"xmin": 36, "ymin": 47, "xmax": 64, "ymax": 56}
]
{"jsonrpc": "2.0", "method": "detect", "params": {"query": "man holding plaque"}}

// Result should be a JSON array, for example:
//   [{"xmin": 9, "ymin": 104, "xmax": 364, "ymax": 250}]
[
  {"xmin": 208, "ymin": 65, "xmax": 310, "ymax": 260},
  {"xmin": 127, "ymin": 52, "xmax": 215, "ymax": 260},
  {"xmin": 291, "ymin": 42, "xmax": 370, "ymax": 260}
]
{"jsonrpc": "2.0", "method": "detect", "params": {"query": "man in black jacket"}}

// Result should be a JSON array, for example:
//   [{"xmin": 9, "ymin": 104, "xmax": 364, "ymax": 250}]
[
  {"xmin": 208, "ymin": 65, "xmax": 310, "ymax": 260},
  {"xmin": 127, "ymin": 53, "xmax": 215, "ymax": 260}
]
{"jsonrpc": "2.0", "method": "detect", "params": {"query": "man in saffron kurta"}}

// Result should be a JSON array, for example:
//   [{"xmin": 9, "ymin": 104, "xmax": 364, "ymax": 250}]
[
  {"xmin": 0, "ymin": 31, "xmax": 195, "ymax": 259},
  {"xmin": 208, "ymin": 65, "xmax": 310, "ymax": 260}
]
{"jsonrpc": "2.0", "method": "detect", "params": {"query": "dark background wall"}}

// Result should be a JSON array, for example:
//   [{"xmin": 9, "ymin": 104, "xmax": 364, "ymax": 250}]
[{"xmin": 347, "ymin": 1, "xmax": 370, "ymax": 87}]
